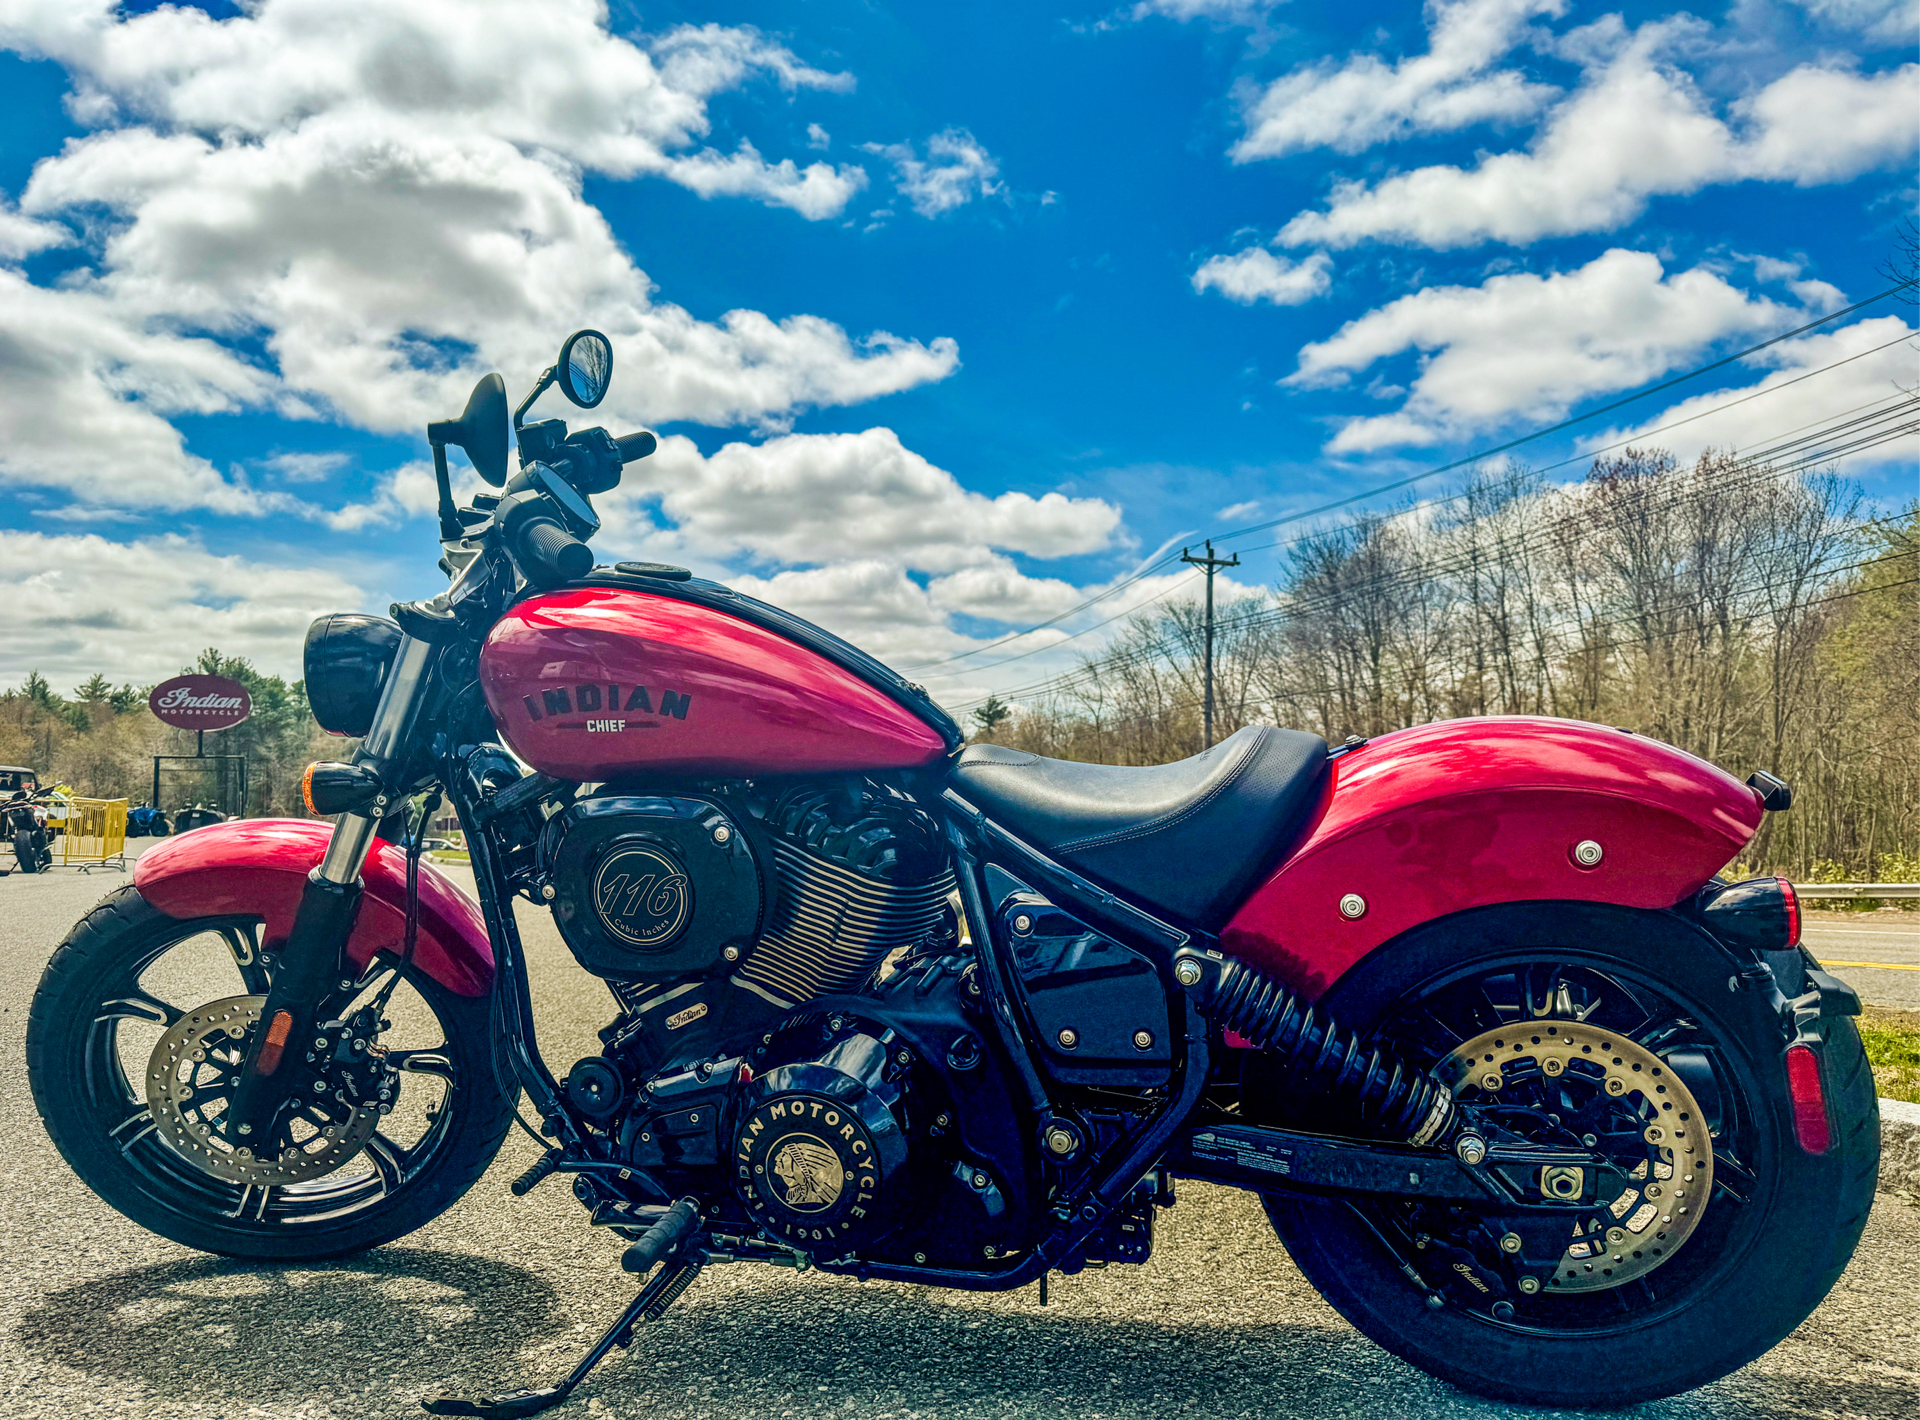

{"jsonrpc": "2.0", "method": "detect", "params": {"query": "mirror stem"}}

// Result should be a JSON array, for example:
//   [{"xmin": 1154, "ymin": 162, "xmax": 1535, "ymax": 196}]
[
  {"xmin": 513, "ymin": 366, "xmax": 556, "ymax": 430},
  {"xmin": 431, "ymin": 442, "xmax": 462, "ymax": 543}
]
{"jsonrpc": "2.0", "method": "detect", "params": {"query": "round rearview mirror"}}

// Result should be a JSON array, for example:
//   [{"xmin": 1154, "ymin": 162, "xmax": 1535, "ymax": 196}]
[{"xmin": 557, "ymin": 329, "xmax": 613, "ymax": 409}]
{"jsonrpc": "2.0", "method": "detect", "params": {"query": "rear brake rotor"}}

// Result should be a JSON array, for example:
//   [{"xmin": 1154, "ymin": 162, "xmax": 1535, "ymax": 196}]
[
  {"xmin": 145, "ymin": 994, "xmax": 384, "ymax": 1186},
  {"xmin": 1438, "ymin": 1020, "xmax": 1714, "ymax": 1293}
]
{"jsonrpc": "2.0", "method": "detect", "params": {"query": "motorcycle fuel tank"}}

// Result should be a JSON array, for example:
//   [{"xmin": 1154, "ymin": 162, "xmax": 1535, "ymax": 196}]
[{"xmin": 480, "ymin": 586, "xmax": 951, "ymax": 780}]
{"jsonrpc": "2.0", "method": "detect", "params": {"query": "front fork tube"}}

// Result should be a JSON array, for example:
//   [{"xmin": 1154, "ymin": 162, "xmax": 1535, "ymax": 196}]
[
  {"xmin": 454, "ymin": 775, "xmax": 575, "ymax": 1143},
  {"xmin": 227, "ymin": 634, "xmax": 436, "ymax": 1141}
]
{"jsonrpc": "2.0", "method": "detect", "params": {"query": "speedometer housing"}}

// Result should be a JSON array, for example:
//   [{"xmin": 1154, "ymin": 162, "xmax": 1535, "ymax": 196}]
[{"xmin": 303, "ymin": 612, "xmax": 402, "ymax": 736}]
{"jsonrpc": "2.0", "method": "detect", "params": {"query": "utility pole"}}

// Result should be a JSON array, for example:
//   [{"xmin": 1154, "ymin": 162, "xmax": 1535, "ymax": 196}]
[{"xmin": 1181, "ymin": 539, "xmax": 1240, "ymax": 748}]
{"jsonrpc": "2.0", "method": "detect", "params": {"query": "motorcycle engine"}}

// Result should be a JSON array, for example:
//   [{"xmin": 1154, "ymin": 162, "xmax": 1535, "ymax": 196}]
[
  {"xmin": 541, "ymin": 795, "xmax": 762, "ymax": 978},
  {"xmin": 731, "ymin": 1022, "xmax": 909, "ymax": 1250}
]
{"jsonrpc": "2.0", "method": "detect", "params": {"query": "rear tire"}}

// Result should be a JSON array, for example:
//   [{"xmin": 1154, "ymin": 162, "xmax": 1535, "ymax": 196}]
[
  {"xmin": 28, "ymin": 886, "xmax": 516, "ymax": 1260},
  {"xmin": 15, "ymin": 826, "xmax": 45, "ymax": 872},
  {"xmin": 1258, "ymin": 902, "xmax": 1878, "ymax": 1407}
]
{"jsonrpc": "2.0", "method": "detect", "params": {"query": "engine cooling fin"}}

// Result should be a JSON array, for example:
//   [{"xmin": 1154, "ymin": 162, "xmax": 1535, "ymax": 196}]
[
  {"xmin": 733, "ymin": 783, "xmax": 954, "ymax": 1008},
  {"xmin": 1178, "ymin": 951, "xmax": 1457, "ymax": 1147}
]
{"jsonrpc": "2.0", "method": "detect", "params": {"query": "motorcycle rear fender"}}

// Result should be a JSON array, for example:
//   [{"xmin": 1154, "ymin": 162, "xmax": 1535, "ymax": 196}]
[
  {"xmin": 1221, "ymin": 717, "xmax": 1766, "ymax": 999},
  {"xmin": 132, "ymin": 819, "xmax": 494, "ymax": 997}
]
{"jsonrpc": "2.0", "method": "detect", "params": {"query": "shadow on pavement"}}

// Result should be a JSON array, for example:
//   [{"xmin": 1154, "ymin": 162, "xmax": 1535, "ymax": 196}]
[{"xmin": 15, "ymin": 1248, "xmax": 560, "ymax": 1408}]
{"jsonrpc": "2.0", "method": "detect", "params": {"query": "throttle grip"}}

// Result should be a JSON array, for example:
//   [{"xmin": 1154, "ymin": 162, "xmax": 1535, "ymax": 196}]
[
  {"xmin": 614, "ymin": 430, "xmax": 657, "ymax": 464},
  {"xmin": 516, "ymin": 515, "xmax": 592, "ymax": 585}
]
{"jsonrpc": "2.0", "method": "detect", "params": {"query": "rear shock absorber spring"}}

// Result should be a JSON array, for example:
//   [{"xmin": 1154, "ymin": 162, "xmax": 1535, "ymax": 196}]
[{"xmin": 1175, "ymin": 950, "xmax": 1457, "ymax": 1147}]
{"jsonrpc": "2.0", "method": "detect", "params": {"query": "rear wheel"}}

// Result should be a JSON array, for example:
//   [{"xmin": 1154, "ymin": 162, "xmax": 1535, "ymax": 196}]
[
  {"xmin": 1256, "ymin": 902, "xmax": 1878, "ymax": 1407},
  {"xmin": 28, "ymin": 886, "xmax": 516, "ymax": 1259},
  {"xmin": 15, "ymin": 825, "xmax": 47, "ymax": 872}
]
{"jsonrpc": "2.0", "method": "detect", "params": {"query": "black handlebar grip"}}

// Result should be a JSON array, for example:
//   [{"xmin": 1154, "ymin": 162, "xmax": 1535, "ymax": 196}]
[
  {"xmin": 620, "ymin": 1196, "xmax": 702, "ymax": 1273},
  {"xmin": 614, "ymin": 430, "xmax": 657, "ymax": 464},
  {"xmin": 517, "ymin": 516, "xmax": 593, "ymax": 584}
]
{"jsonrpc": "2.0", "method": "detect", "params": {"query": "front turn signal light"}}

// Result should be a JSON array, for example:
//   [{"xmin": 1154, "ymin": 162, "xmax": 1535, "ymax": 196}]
[{"xmin": 302, "ymin": 761, "xmax": 382, "ymax": 817}]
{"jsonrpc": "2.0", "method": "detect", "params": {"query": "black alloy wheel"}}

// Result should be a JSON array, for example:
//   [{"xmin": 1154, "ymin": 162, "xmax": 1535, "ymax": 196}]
[
  {"xmin": 1252, "ymin": 901, "xmax": 1878, "ymax": 1408},
  {"xmin": 28, "ymin": 886, "xmax": 516, "ymax": 1259}
]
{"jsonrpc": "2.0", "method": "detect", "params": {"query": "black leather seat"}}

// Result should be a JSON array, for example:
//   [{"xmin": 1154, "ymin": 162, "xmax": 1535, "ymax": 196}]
[{"xmin": 950, "ymin": 725, "xmax": 1329, "ymax": 930}]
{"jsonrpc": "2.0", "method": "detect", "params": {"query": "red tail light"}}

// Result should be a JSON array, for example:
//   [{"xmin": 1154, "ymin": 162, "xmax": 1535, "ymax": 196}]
[
  {"xmin": 1778, "ymin": 877, "xmax": 1800, "ymax": 946},
  {"xmin": 1784, "ymin": 1045, "xmax": 1830, "ymax": 1155}
]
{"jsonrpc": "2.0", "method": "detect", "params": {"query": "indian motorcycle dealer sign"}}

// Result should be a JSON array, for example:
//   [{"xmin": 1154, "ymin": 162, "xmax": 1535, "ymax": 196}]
[{"xmin": 148, "ymin": 674, "xmax": 252, "ymax": 731}]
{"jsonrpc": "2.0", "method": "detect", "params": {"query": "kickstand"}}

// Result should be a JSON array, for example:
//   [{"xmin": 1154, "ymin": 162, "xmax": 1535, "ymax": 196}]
[{"xmin": 423, "ymin": 1258, "xmax": 704, "ymax": 1418}]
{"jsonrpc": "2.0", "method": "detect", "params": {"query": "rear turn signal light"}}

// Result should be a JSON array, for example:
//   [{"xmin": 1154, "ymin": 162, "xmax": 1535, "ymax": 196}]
[
  {"xmin": 1700, "ymin": 876, "xmax": 1798, "ymax": 954},
  {"xmin": 1784, "ymin": 1044, "xmax": 1830, "ymax": 1155}
]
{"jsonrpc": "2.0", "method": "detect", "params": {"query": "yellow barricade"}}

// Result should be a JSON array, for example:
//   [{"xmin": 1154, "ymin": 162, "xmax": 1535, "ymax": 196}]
[{"xmin": 60, "ymin": 796, "xmax": 128, "ymax": 872}]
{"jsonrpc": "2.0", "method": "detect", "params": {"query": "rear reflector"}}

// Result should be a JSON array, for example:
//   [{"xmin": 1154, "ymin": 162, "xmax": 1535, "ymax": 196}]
[
  {"xmin": 1784, "ymin": 1044, "xmax": 1830, "ymax": 1155},
  {"xmin": 1778, "ymin": 877, "xmax": 1800, "ymax": 946}
]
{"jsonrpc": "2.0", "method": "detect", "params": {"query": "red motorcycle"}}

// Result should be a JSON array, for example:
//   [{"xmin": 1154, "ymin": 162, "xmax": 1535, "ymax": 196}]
[{"xmin": 28, "ymin": 332, "xmax": 1877, "ymax": 1416}]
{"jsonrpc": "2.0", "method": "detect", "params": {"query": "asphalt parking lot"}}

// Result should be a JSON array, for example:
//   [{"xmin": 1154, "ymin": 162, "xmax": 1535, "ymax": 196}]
[
  {"xmin": 0, "ymin": 845, "xmax": 1914, "ymax": 1419},
  {"xmin": 1801, "ymin": 911, "xmax": 1920, "ymax": 1011}
]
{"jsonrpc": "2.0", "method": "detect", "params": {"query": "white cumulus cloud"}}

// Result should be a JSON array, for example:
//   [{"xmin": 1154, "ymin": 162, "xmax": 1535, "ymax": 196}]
[
  {"xmin": 1274, "ymin": 23, "xmax": 1920, "ymax": 250},
  {"xmin": 1234, "ymin": 0, "xmax": 1565, "ymax": 160},
  {"xmin": 0, "ymin": 0, "xmax": 960, "ymax": 516},
  {"xmin": 1192, "ymin": 248, "xmax": 1333, "ymax": 305},
  {"xmin": 0, "ymin": 530, "xmax": 365, "ymax": 682},
  {"xmin": 601, "ymin": 427, "xmax": 1122, "ymax": 576},
  {"xmin": 865, "ymin": 129, "xmax": 1006, "ymax": 218},
  {"xmin": 1588, "ymin": 315, "xmax": 1919, "ymax": 472},
  {"xmin": 1288, "ymin": 248, "xmax": 1802, "ymax": 451}
]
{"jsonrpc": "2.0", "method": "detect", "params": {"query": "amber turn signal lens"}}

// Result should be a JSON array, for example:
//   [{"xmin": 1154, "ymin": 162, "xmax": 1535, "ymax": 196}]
[{"xmin": 302, "ymin": 761, "xmax": 383, "ymax": 816}]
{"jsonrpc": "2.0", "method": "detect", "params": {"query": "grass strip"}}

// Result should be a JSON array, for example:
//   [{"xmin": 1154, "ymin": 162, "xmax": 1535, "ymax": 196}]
[{"xmin": 1860, "ymin": 1005, "xmax": 1920, "ymax": 1105}]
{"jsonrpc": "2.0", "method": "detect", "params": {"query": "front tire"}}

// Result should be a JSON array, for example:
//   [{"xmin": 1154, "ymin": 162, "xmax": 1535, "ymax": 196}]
[
  {"xmin": 28, "ymin": 886, "xmax": 516, "ymax": 1260},
  {"xmin": 1257, "ymin": 902, "xmax": 1878, "ymax": 1407}
]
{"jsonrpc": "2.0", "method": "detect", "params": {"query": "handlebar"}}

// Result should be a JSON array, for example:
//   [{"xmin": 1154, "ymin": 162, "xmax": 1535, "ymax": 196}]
[
  {"xmin": 615, "ymin": 430, "xmax": 657, "ymax": 464},
  {"xmin": 514, "ymin": 514, "xmax": 593, "ymax": 586}
]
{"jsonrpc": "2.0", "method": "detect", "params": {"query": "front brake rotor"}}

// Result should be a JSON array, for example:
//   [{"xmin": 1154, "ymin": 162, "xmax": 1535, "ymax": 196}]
[
  {"xmin": 145, "ymin": 994, "xmax": 385, "ymax": 1186},
  {"xmin": 1439, "ymin": 1020, "xmax": 1714, "ymax": 1293}
]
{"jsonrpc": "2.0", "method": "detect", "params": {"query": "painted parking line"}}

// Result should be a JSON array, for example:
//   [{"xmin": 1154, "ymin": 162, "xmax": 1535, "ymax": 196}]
[{"xmin": 1818, "ymin": 960, "xmax": 1920, "ymax": 971}]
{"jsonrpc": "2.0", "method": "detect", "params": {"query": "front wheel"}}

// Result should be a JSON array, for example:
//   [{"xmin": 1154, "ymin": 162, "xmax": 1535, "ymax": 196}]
[
  {"xmin": 1256, "ymin": 902, "xmax": 1878, "ymax": 1408},
  {"xmin": 28, "ymin": 886, "xmax": 516, "ymax": 1259}
]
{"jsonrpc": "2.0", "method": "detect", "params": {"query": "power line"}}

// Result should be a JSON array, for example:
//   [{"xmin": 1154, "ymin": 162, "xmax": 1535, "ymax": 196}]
[
  {"xmin": 907, "ymin": 283, "xmax": 1917, "ymax": 675},
  {"xmin": 940, "ymin": 411, "xmax": 1915, "ymax": 713}
]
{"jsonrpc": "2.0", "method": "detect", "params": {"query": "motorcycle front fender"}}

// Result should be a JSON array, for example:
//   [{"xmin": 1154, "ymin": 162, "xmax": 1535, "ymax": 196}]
[
  {"xmin": 1222, "ymin": 716, "xmax": 1766, "ymax": 998},
  {"xmin": 133, "ymin": 818, "xmax": 494, "ymax": 997}
]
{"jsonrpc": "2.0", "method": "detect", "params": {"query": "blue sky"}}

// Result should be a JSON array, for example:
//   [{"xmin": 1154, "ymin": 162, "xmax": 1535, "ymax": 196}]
[{"xmin": 0, "ymin": 0, "xmax": 1914, "ymax": 707}]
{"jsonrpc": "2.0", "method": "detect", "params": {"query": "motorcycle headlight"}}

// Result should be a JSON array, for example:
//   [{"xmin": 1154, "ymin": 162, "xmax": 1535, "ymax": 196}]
[{"xmin": 303, "ymin": 613, "xmax": 402, "ymax": 737}]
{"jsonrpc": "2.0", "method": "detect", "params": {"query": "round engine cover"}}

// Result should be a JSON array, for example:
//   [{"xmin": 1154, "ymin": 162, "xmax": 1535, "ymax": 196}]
[
  {"xmin": 542, "ymin": 795, "xmax": 762, "ymax": 978},
  {"xmin": 732, "ymin": 1039, "xmax": 908, "ymax": 1252}
]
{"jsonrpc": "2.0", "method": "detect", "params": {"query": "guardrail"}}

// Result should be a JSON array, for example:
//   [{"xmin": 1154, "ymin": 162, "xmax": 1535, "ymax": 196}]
[{"xmin": 1794, "ymin": 883, "xmax": 1920, "ymax": 901}]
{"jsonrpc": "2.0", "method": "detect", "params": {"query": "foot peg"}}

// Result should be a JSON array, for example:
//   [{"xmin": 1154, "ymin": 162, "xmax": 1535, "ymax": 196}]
[
  {"xmin": 422, "ymin": 1198, "xmax": 704, "ymax": 1419},
  {"xmin": 621, "ymin": 1196, "xmax": 700, "ymax": 1273}
]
